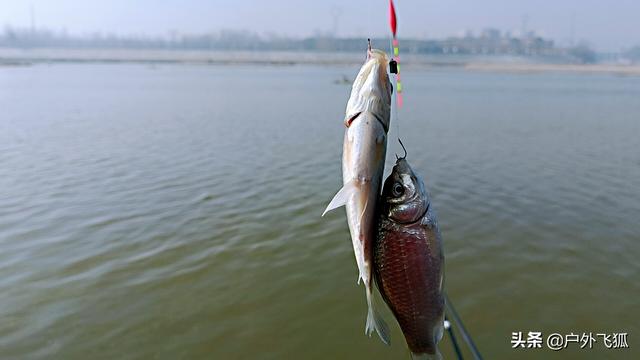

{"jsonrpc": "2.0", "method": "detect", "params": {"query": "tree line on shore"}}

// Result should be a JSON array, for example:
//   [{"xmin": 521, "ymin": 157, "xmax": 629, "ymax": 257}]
[{"xmin": 2, "ymin": 26, "xmax": 637, "ymax": 64}]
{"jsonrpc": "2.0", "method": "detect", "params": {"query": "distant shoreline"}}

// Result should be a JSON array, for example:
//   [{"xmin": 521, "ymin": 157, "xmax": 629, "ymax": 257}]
[
  {"xmin": 2, "ymin": 48, "xmax": 639, "ymax": 75},
  {"xmin": 464, "ymin": 63, "xmax": 640, "ymax": 75}
]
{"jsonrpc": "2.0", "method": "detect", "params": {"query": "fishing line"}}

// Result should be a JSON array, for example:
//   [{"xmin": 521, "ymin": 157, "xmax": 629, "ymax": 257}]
[
  {"xmin": 386, "ymin": 2, "xmax": 482, "ymax": 358},
  {"xmin": 388, "ymin": 0, "xmax": 403, "ymax": 155},
  {"xmin": 390, "ymin": 40, "xmax": 402, "ymax": 145}
]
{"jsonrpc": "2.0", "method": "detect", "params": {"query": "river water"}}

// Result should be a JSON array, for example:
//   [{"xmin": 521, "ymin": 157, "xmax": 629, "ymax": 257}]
[{"xmin": 0, "ymin": 63, "xmax": 638, "ymax": 359}]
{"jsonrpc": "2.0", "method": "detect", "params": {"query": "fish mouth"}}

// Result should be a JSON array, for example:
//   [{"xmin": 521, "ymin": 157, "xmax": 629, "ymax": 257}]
[
  {"xmin": 345, "ymin": 48, "xmax": 392, "ymax": 128},
  {"xmin": 360, "ymin": 50, "xmax": 391, "ymax": 97},
  {"xmin": 393, "ymin": 158, "xmax": 412, "ymax": 174}
]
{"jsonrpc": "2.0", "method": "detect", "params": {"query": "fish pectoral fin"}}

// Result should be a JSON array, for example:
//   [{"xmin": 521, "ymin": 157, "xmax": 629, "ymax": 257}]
[{"xmin": 322, "ymin": 180, "xmax": 358, "ymax": 216}]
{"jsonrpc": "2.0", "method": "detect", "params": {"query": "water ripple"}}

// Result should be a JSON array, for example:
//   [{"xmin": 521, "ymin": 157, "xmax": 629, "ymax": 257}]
[{"xmin": 0, "ymin": 64, "xmax": 638, "ymax": 359}]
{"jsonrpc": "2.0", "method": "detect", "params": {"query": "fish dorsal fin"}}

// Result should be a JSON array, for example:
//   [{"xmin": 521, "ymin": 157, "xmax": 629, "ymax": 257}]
[{"xmin": 322, "ymin": 180, "xmax": 358, "ymax": 216}]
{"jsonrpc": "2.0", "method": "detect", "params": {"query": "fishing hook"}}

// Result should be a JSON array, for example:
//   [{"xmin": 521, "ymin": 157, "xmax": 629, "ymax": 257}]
[{"xmin": 396, "ymin": 138, "xmax": 407, "ymax": 160}]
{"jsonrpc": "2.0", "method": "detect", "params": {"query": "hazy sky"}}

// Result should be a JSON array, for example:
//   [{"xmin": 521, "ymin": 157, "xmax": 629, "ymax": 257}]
[{"xmin": 1, "ymin": 0, "xmax": 638, "ymax": 51}]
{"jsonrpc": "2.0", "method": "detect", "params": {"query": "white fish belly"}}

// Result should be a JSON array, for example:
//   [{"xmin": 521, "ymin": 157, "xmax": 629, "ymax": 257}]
[{"xmin": 342, "ymin": 112, "xmax": 387, "ymax": 285}]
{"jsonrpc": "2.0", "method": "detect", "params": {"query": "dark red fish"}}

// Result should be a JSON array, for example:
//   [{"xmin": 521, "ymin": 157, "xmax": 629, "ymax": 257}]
[{"xmin": 375, "ymin": 158, "xmax": 445, "ymax": 359}]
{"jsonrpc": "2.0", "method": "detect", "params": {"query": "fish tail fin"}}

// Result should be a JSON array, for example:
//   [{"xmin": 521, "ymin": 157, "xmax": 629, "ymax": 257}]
[
  {"xmin": 365, "ymin": 286, "xmax": 390, "ymax": 345},
  {"xmin": 322, "ymin": 180, "xmax": 358, "ymax": 216},
  {"xmin": 410, "ymin": 350, "xmax": 442, "ymax": 360}
]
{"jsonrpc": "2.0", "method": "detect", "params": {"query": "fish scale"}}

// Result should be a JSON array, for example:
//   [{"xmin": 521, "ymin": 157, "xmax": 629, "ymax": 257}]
[
  {"xmin": 374, "ymin": 158, "xmax": 445, "ymax": 359},
  {"xmin": 376, "ymin": 221, "xmax": 442, "ymax": 353}
]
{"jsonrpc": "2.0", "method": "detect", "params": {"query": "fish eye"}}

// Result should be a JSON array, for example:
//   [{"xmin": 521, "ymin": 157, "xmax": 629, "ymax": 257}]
[{"xmin": 392, "ymin": 182, "xmax": 404, "ymax": 197}]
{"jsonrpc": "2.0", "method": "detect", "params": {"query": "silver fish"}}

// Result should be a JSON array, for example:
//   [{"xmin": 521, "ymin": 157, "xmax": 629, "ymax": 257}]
[{"xmin": 323, "ymin": 46, "xmax": 393, "ymax": 344}]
